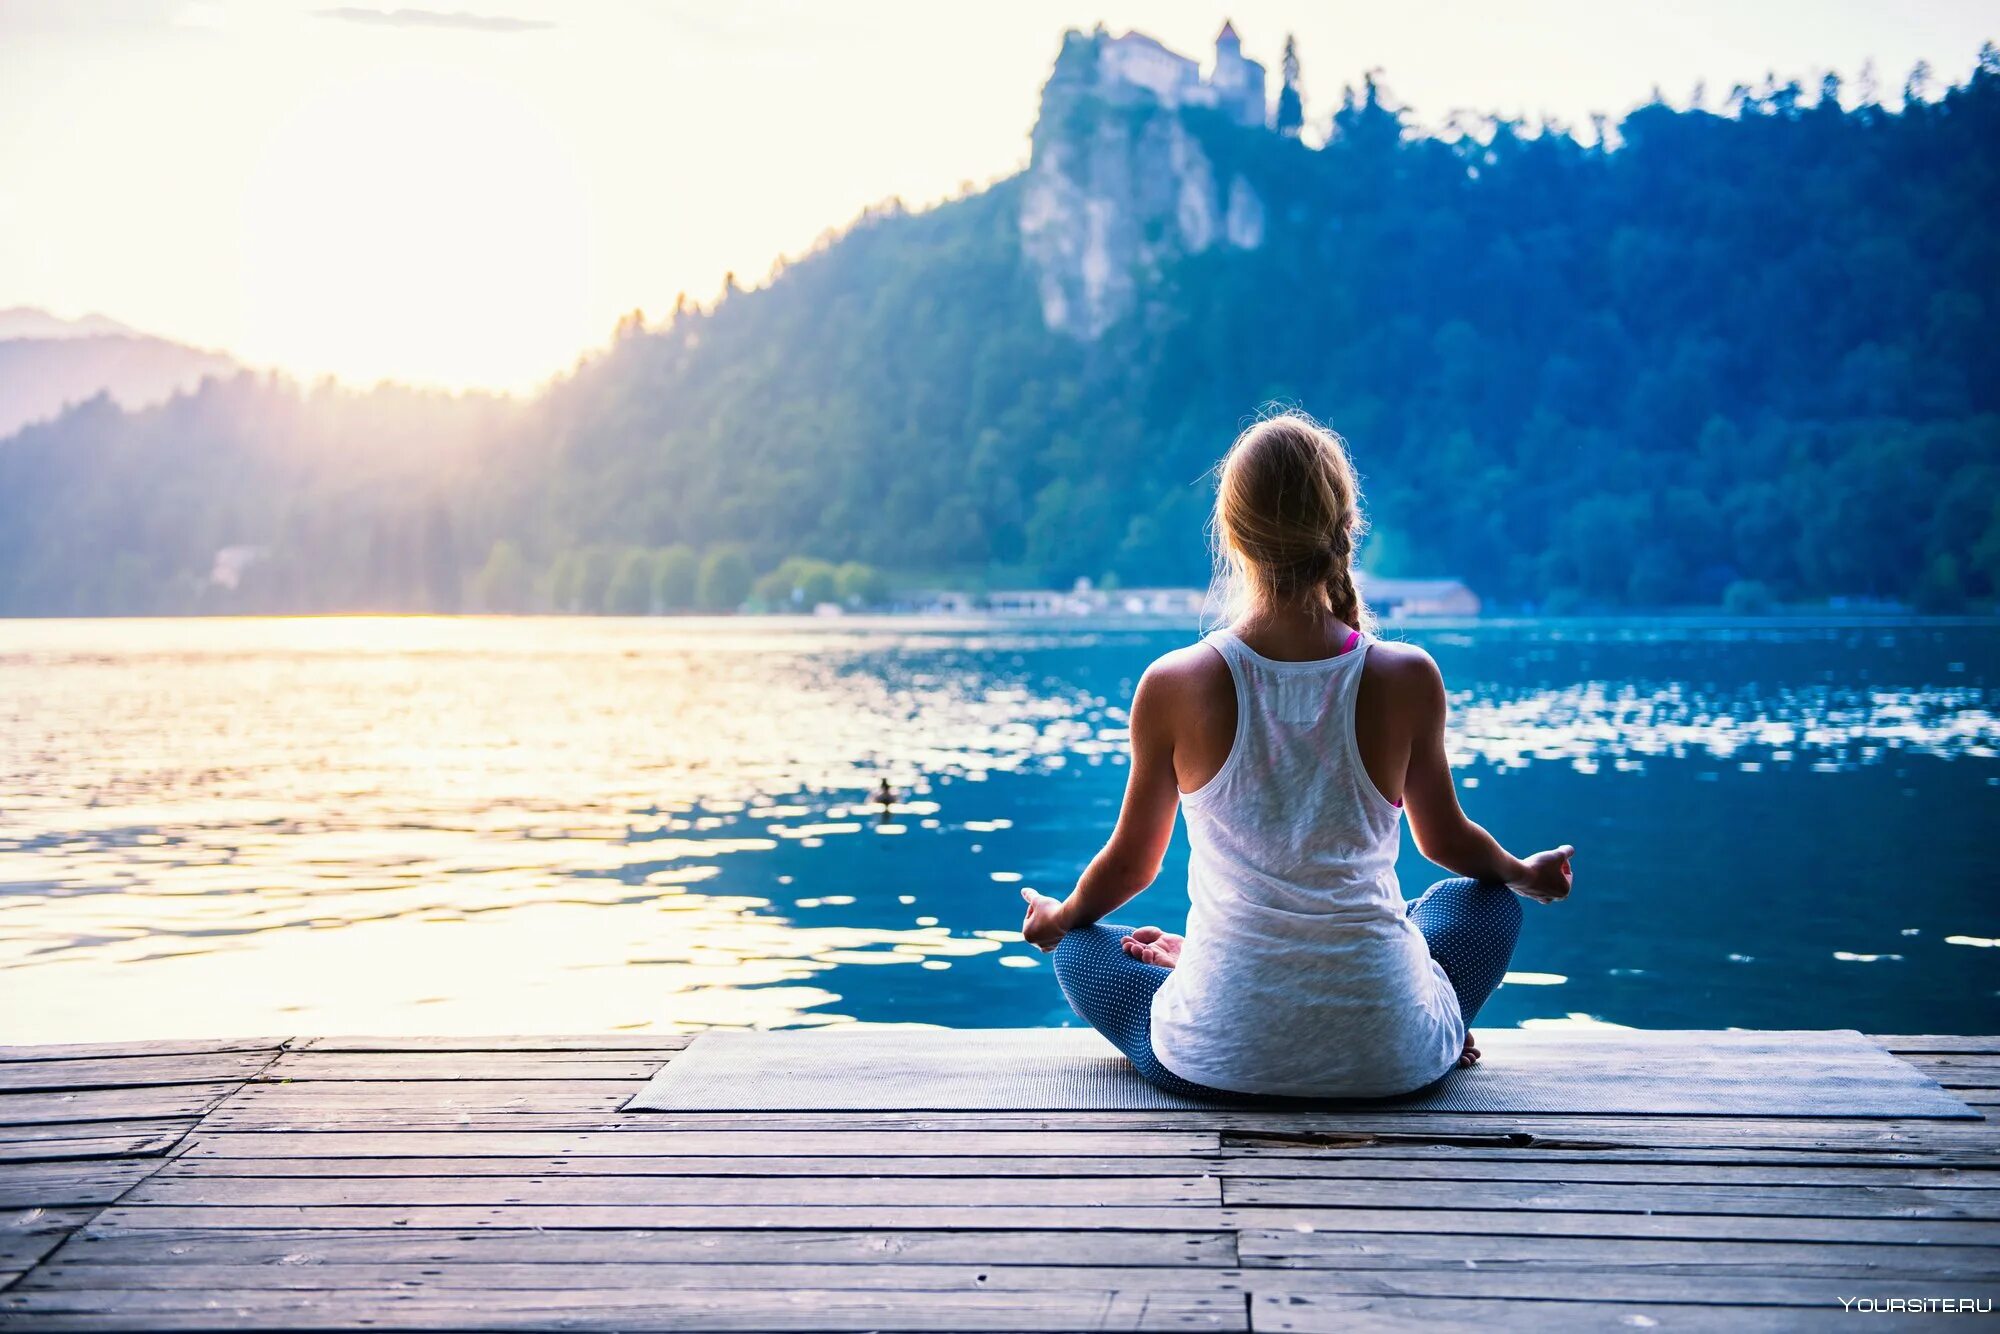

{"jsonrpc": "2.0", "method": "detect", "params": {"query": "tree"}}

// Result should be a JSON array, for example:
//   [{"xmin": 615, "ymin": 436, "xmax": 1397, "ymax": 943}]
[
  {"xmin": 471, "ymin": 540, "xmax": 531, "ymax": 612},
  {"xmin": 836, "ymin": 561, "xmax": 888, "ymax": 606},
  {"xmin": 753, "ymin": 556, "xmax": 840, "ymax": 610},
  {"xmin": 1911, "ymin": 553, "xmax": 1965, "ymax": 612},
  {"xmin": 419, "ymin": 503, "xmax": 461, "ymax": 613},
  {"xmin": 576, "ymin": 547, "xmax": 618, "ymax": 614},
  {"xmin": 1723, "ymin": 579, "xmax": 1776, "ymax": 615},
  {"xmin": 548, "ymin": 551, "xmax": 583, "ymax": 613},
  {"xmin": 697, "ymin": 546, "xmax": 753, "ymax": 611},
  {"xmin": 605, "ymin": 546, "xmax": 654, "ymax": 613},
  {"xmin": 1903, "ymin": 60, "xmax": 1934, "ymax": 106},
  {"xmin": 1276, "ymin": 35, "xmax": 1304, "ymax": 138},
  {"xmin": 652, "ymin": 544, "xmax": 698, "ymax": 610}
]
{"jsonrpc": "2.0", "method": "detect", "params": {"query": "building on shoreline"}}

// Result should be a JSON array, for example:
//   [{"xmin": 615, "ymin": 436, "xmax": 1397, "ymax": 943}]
[{"xmin": 898, "ymin": 576, "xmax": 1479, "ymax": 619}]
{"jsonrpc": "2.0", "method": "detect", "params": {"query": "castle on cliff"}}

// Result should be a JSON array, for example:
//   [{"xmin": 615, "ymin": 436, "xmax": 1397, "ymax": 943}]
[
  {"xmin": 1089, "ymin": 21, "xmax": 1269, "ymax": 128},
  {"xmin": 1023, "ymin": 21, "xmax": 1281, "ymax": 338}
]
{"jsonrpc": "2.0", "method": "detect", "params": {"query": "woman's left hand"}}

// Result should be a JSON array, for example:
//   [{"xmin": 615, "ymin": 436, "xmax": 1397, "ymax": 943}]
[
  {"xmin": 1020, "ymin": 888, "xmax": 1071, "ymax": 952},
  {"xmin": 1121, "ymin": 926, "xmax": 1184, "ymax": 969}
]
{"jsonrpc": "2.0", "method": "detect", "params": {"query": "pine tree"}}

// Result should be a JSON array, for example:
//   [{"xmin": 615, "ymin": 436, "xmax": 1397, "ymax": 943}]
[{"xmin": 1276, "ymin": 34, "xmax": 1304, "ymax": 137}]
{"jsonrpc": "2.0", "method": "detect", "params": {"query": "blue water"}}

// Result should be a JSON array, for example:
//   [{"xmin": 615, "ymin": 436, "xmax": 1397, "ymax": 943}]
[{"xmin": 1, "ymin": 616, "xmax": 1995, "ymax": 1041}]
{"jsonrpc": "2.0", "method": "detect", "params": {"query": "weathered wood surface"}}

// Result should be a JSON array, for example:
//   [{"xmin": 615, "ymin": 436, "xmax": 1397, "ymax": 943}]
[{"xmin": 0, "ymin": 1033, "xmax": 1993, "ymax": 1331}]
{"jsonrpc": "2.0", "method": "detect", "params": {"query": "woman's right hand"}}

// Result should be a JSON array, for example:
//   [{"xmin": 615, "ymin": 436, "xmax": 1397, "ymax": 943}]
[
  {"xmin": 1020, "ymin": 888, "xmax": 1071, "ymax": 952},
  {"xmin": 1509, "ymin": 845, "xmax": 1574, "ymax": 904}
]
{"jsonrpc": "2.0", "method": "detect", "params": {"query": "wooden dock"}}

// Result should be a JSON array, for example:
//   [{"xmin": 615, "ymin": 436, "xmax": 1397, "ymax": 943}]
[{"xmin": 1, "ymin": 1033, "xmax": 1995, "ymax": 1330}]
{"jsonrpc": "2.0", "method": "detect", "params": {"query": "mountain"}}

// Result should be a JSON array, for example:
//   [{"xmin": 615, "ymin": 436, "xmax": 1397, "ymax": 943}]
[
  {"xmin": 0, "ymin": 309, "xmax": 240, "ymax": 439},
  {"xmin": 1, "ymin": 33, "xmax": 1996, "ymax": 616},
  {"xmin": 0, "ymin": 308, "xmax": 141, "ymax": 340}
]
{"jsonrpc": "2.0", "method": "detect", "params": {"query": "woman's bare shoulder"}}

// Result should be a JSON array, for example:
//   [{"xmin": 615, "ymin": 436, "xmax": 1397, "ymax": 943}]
[
  {"xmin": 1146, "ymin": 640, "xmax": 1230, "ymax": 682},
  {"xmin": 1366, "ymin": 636, "xmax": 1438, "ymax": 673},
  {"xmin": 1363, "ymin": 638, "xmax": 1446, "ymax": 702},
  {"xmin": 1134, "ymin": 641, "xmax": 1231, "ymax": 711}
]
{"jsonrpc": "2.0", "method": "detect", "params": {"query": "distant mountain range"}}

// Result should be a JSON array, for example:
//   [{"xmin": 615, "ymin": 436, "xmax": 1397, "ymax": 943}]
[{"xmin": 0, "ymin": 308, "xmax": 240, "ymax": 439}]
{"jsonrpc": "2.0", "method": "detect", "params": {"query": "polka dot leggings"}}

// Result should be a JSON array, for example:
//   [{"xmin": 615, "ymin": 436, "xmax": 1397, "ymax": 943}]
[{"xmin": 1051, "ymin": 877, "xmax": 1523, "ymax": 1097}]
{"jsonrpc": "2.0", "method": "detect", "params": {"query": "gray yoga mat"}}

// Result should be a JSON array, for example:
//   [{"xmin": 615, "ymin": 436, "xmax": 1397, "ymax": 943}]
[{"xmin": 625, "ymin": 1027, "xmax": 1977, "ymax": 1118}]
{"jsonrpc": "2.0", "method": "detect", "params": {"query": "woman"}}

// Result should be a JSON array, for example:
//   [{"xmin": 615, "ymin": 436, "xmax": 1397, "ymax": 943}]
[{"xmin": 1020, "ymin": 412, "xmax": 1573, "ymax": 1099}]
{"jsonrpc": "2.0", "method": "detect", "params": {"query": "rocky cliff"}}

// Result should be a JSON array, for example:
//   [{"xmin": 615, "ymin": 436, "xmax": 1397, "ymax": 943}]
[{"xmin": 1019, "ymin": 31, "xmax": 1267, "ymax": 339}]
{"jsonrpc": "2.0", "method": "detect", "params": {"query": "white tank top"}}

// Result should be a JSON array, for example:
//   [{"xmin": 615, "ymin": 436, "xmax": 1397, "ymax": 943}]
[{"xmin": 1149, "ymin": 629, "xmax": 1466, "ymax": 1098}]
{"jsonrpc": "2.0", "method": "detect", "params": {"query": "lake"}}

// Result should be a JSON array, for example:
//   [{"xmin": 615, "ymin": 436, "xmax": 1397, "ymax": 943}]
[{"xmin": 2, "ymin": 615, "xmax": 1995, "ymax": 1043}]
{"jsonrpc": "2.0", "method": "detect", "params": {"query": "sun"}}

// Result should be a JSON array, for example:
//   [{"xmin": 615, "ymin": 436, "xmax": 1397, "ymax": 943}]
[{"xmin": 235, "ymin": 61, "xmax": 597, "ymax": 392}]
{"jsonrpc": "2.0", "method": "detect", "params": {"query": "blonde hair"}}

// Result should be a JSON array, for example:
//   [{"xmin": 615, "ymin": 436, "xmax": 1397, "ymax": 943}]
[{"xmin": 1208, "ymin": 409, "xmax": 1375, "ymax": 632}]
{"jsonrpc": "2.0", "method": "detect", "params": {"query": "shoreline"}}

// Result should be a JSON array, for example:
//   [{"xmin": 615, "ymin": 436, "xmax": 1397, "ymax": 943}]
[{"xmin": 3, "ymin": 610, "xmax": 1998, "ymax": 628}]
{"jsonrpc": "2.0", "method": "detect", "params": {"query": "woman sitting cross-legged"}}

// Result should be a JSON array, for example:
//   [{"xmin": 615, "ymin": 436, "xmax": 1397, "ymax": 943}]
[{"xmin": 1020, "ymin": 411, "xmax": 1574, "ymax": 1100}]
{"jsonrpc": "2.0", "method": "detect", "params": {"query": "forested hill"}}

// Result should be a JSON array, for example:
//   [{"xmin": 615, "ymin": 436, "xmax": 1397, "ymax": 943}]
[{"xmin": 2, "ymin": 45, "xmax": 1996, "ymax": 616}]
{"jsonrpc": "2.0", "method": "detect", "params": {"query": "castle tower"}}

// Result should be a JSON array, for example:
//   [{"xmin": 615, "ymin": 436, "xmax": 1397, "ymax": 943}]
[{"xmin": 1209, "ymin": 20, "xmax": 1268, "ymax": 128}]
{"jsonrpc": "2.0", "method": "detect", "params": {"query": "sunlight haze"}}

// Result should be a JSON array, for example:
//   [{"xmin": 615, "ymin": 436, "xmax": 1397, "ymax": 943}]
[{"xmin": 2, "ymin": 0, "xmax": 1991, "ymax": 390}]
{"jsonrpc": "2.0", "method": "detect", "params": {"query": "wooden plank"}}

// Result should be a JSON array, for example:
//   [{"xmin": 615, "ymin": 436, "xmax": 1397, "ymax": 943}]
[
  {"xmin": 0, "ymin": 1041, "xmax": 284, "ymax": 1064},
  {"xmin": 0, "ymin": 1053, "xmax": 274, "ymax": 1093},
  {"xmin": 1237, "ymin": 1227, "xmax": 2000, "ymax": 1278},
  {"xmin": 0, "ymin": 1086, "xmax": 226, "ymax": 1128},
  {"xmin": 194, "ymin": 1112, "xmax": 689, "ymax": 1132},
  {"xmin": 1252, "ymin": 1268, "xmax": 1996, "ymax": 1307},
  {"xmin": 188, "ymin": 1120, "xmax": 692, "ymax": 1136},
  {"xmin": 197, "ymin": 1107, "xmax": 2000, "ymax": 1150},
  {"xmin": 0, "ymin": 1136, "xmax": 181, "ymax": 1166},
  {"xmin": 216, "ymin": 1080, "xmax": 639, "ymax": 1110},
  {"xmin": 1223, "ymin": 1176, "xmax": 2000, "ymax": 1220},
  {"xmin": 1220, "ymin": 1206, "xmax": 2000, "ymax": 1245},
  {"xmin": 0, "ymin": 1122, "xmax": 193, "ymax": 1164},
  {"xmin": 1909, "ymin": 1055, "xmax": 2000, "ymax": 1086},
  {"xmin": 2, "ymin": 1209, "xmax": 97, "ymax": 1273},
  {"xmin": 182, "ymin": 1129, "xmax": 1222, "ymax": 1158},
  {"xmin": 226, "ymin": 1078, "xmax": 645, "ymax": 1098},
  {"xmin": 1872, "ymin": 1035, "xmax": 2000, "ymax": 1054},
  {"xmin": 160, "ymin": 1155, "xmax": 1221, "ymax": 1179},
  {"xmin": 0, "ymin": 1286, "xmax": 1248, "ymax": 1331},
  {"xmin": 0, "ymin": 1161, "xmax": 160, "ymax": 1208},
  {"xmin": 259, "ymin": 1053, "xmax": 671, "ymax": 1081},
  {"xmin": 28, "ymin": 1261, "xmax": 1992, "ymax": 1309},
  {"xmin": 177, "ymin": 1126, "xmax": 2000, "ymax": 1171},
  {"xmin": 17, "ymin": 1261, "xmax": 1246, "ymax": 1292},
  {"xmin": 1220, "ymin": 1138, "xmax": 2000, "ymax": 1169},
  {"xmin": 296, "ymin": 1035, "xmax": 692, "ymax": 1053},
  {"xmin": 603, "ymin": 1108, "xmax": 2000, "ymax": 1146},
  {"xmin": 152, "ymin": 1153, "xmax": 2000, "ymax": 1189},
  {"xmin": 0, "ymin": 1119, "xmax": 195, "ymax": 1147},
  {"xmin": 47, "ymin": 1240, "xmax": 1984, "ymax": 1288},
  {"xmin": 54, "ymin": 1226, "xmax": 1239, "ymax": 1268},
  {"xmin": 1213, "ymin": 1155, "xmax": 1998, "ymax": 1189},
  {"xmin": 87, "ymin": 1204, "xmax": 1229, "ymax": 1230},
  {"xmin": 123, "ymin": 1174, "xmax": 1221, "ymax": 1207},
  {"xmin": 1249, "ymin": 1292, "xmax": 1905, "ymax": 1332}
]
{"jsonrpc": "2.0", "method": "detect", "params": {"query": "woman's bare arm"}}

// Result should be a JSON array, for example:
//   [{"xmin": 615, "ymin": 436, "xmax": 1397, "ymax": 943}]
[
  {"xmin": 1395, "ymin": 650, "xmax": 1573, "ymax": 903},
  {"xmin": 1021, "ymin": 663, "xmax": 1185, "ymax": 947}
]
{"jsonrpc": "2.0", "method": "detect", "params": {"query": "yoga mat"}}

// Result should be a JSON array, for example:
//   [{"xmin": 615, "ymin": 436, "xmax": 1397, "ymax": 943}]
[{"xmin": 625, "ymin": 1027, "xmax": 1978, "ymax": 1118}]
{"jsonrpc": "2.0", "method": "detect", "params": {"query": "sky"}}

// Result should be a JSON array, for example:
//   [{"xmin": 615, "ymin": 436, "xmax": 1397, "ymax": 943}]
[{"xmin": 1, "ymin": 0, "xmax": 1992, "ymax": 392}]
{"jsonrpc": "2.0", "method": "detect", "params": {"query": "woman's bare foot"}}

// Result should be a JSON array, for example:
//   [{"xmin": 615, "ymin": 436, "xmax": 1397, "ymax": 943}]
[
  {"xmin": 1456, "ymin": 1032, "xmax": 1482, "ymax": 1068},
  {"xmin": 1121, "ymin": 926, "xmax": 1184, "ymax": 969}
]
